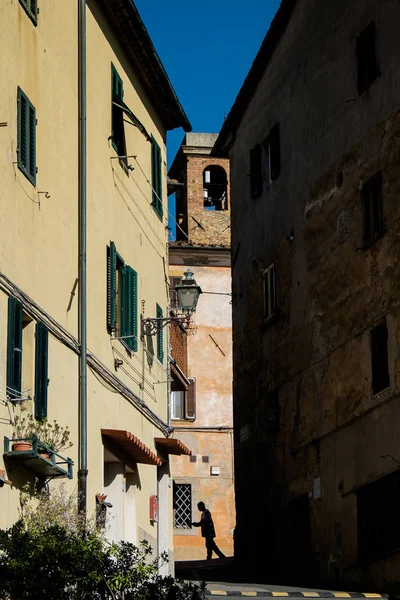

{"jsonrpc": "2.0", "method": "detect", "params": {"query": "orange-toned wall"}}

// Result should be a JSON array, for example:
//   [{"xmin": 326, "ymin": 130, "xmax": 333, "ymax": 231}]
[{"xmin": 169, "ymin": 264, "xmax": 235, "ymax": 560}]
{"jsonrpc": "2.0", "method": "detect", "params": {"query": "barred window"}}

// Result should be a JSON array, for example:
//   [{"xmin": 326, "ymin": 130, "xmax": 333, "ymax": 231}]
[{"xmin": 173, "ymin": 482, "xmax": 192, "ymax": 529}]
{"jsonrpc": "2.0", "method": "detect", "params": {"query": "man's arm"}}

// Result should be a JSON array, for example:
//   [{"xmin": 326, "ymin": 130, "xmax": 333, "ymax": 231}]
[{"xmin": 191, "ymin": 521, "xmax": 201, "ymax": 527}]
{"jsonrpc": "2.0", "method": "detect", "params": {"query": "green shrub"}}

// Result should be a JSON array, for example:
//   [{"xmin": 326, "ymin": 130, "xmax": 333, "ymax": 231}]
[{"xmin": 0, "ymin": 487, "xmax": 205, "ymax": 599}]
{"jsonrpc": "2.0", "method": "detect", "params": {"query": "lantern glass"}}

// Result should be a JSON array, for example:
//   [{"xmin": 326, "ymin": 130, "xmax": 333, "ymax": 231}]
[{"xmin": 175, "ymin": 270, "xmax": 202, "ymax": 314}]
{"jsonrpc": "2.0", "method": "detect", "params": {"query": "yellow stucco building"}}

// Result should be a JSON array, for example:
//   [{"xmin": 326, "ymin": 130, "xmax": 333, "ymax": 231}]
[{"xmin": 0, "ymin": 0, "xmax": 191, "ymax": 571}]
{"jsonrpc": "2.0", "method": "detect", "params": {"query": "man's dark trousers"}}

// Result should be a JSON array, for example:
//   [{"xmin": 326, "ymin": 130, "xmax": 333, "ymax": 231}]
[{"xmin": 205, "ymin": 536, "xmax": 225, "ymax": 559}]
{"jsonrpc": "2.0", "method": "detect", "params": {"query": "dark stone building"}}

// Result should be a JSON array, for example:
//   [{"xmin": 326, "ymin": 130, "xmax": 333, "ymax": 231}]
[{"xmin": 214, "ymin": 0, "xmax": 400, "ymax": 591}]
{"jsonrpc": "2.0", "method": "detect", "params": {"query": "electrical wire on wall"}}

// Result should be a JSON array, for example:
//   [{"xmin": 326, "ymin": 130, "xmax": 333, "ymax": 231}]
[
  {"xmin": 0, "ymin": 269, "xmax": 172, "ymax": 436},
  {"xmin": 132, "ymin": 155, "xmax": 191, "ymax": 243},
  {"xmin": 111, "ymin": 164, "xmax": 167, "ymax": 259}
]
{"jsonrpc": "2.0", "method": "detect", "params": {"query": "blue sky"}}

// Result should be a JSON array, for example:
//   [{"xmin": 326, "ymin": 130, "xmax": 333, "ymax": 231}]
[{"xmin": 134, "ymin": 0, "xmax": 281, "ymax": 238}]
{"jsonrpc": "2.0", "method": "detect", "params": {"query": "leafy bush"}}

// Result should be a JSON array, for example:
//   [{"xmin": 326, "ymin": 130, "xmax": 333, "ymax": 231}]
[{"xmin": 0, "ymin": 486, "xmax": 205, "ymax": 599}]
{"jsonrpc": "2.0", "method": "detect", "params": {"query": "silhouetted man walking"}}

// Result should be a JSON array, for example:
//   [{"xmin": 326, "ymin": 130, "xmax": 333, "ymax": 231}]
[{"xmin": 192, "ymin": 501, "xmax": 226, "ymax": 560}]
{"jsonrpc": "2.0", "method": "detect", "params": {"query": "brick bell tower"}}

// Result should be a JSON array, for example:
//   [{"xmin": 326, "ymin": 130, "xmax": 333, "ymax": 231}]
[{"xmin": 168, "ymin": 133, "xmax": 230, "ymax": 247}]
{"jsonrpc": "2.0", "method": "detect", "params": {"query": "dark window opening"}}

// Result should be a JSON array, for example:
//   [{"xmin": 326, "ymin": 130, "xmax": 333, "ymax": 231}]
[
  {"xmin": 357, "ymin": 21, "xmax": 378, "ymax": 95},
  {"xmin": 203, "ymin": 165, "xmax": 228, "ymax": 211},
  {"xmin": 362, "ymin": 172, "xmax": 383, "ymax": 245},
  {"xmin": 111, "ymin": 64, "xmax": 128, "ymax": 173},
  {"xmin": 250, "ymin": 123, "xmax": 280, "ymax": 199},
  {"xmin": 263, "ymin": 263, "xmax": 277, "ymax": 320},
  {"xmin": 173, "ymin": 482, "xmax": 192, "ymax": 529},
  {"xmin": 358, "ymin": 469, "xmax": 400, "ymax": 562},
  {"xmin": 371, "ymin": 320, "xmax": 389, "ymax": 396}
]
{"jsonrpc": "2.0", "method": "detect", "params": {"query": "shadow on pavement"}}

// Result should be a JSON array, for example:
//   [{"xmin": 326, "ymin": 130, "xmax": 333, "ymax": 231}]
[{"xmin": 175, "ymin": 557, "xmax": 243, "ymax": 583}]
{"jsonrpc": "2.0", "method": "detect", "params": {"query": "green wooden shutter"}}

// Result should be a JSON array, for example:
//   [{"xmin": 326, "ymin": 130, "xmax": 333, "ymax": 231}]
[
  {"xmin": 19, "ymin": 0, "xmax": 38, "ymax": 24},
  {"xmin": 29, "ymin": 0, "xmax": 38, "ymax": 23},
  {"xmin": 111, "ymin": 64, "xmax": 124, "ymax": 101},
  {"xmin": 17, "ymin": 87, "xmax": 36, "ymax": 186},
  {"xmin": 35, "ymin": 322, "xmax": 49, "ymax": 420},
  {"xmin": 120, "ymin": 266, "xmax": 138, "ymax": 352},
  {"xmin": 107, "ymin": 242, "xmax": 117, "ymax": 332},
  {"xmin": 151, "ymin": 137, "xmax": 163, "ymax": 218},
  {"xmin": 7, "ymin": 297, "xmax": 23, "ymax": 400},
  {"xmin": 156, "ymin": 304, "xmax": 164, "ymax": 363}
]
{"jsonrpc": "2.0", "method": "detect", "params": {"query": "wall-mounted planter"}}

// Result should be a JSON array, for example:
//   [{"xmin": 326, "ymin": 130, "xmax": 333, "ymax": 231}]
[{"xmin": 3, "ymin": 435, "xmax": 73, "ymax": 480}]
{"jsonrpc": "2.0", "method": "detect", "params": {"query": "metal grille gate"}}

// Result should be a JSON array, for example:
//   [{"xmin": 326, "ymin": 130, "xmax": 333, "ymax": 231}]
[{"xmin": 173, "ymin": 483, "xmax": 192, "ymax": 529}]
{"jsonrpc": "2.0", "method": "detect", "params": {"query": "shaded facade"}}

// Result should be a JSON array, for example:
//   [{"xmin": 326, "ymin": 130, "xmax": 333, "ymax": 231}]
[
  {"xmin": 168, "ymin": 135, "xmax": 235, "ymax": 560},
  {"xmin": 0, "ymin": 0, "xmax": 190, "ymax": 573},
  {"xmin": 214, "ymin": 0, "xmax": 400, "ymax": 591}
]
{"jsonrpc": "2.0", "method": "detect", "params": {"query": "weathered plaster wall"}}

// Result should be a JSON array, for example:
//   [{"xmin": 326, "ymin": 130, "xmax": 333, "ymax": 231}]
[
  {"xmin": 228, "ymin": 0, "xmax": 400, "ymax": 588},
  {"xmin": 169, "ymin": 262, "xmax": 235, "ymax": 560}
]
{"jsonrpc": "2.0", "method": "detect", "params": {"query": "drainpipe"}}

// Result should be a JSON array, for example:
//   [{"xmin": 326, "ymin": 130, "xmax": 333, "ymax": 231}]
[{"xmin": 78, "ymin": 0, "xmax": 88, "ymax": 515}]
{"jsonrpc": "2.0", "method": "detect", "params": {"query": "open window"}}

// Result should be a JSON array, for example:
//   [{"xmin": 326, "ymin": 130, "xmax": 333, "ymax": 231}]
[
  {"xmin": 357, "ymin": 21, "xmax": 379, "ymax": 95},
  {"xmin": 203, "ymin": 165, "xmax": 228, "ymax": 211},
  {"xmin": 370, "ymin": 320, "xmax": 389, "ymax": 396},
  {"xmin": 111, "ymin": 63, "xmax": 152, "ymax": 174}
]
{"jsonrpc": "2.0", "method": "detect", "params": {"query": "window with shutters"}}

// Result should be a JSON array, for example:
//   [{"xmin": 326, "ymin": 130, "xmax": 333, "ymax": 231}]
[
  {"xmin": 107, "ymin": 242, "xmax": 138, "ymax": 352},
  {"xmin": 171, "ymin": 390, "xmax": 185, "ymax": 420},
  {"xmin": 156, "ymin": 304, "xmax": 164, "ymax": 363},
  {"xmin": 17, "ymin": 87, "xmax": 36, "ymax": 186},
  {"xmin": 111, "ymin": 64, "xmax": 128, "ymax": 173},
  {"xmin": 362, "ymin": 172, "xmax": 383, "ymax": 246},
  {"xmin": 357, "ymin": 21, "xmax": 379, "ymax": 95},
  {"xmin": 263, "ymin": 263, "xmax": 277, "ymax": 321},
  {"xmin": 170, "ymin": 377, "xmax": 196, "ymax": 421},
  {"xmin": 357, "ymin": 469, "xmax": 400, "ymax": 561},
  {"xmin": 151, "ymin": 136, "xmax": 163, "ymax": 219},
  {"xmin": 250, "ymin": 123, "xmax": 280, "ymax": 199},
  {"xmin": 35, "ymin": 322, "xmax": 49, "ymax": 420},
  {"xmin": 7, "ymin": 299, "xmax": 43, "ymax": 408},
  {"xmin": 19, "ymin": 0, "xmax": 38, "ymax": 25},
  {"xmin": 173, "ymin": 482, "xmax": 192, "ymax": 529},
  {"xmin": 7, "ymin": 297, "xmax": 23, "ymax": 400},
  {"xmin": 371, "ymin": 320, "xmax": 389, "ymax": 396}
]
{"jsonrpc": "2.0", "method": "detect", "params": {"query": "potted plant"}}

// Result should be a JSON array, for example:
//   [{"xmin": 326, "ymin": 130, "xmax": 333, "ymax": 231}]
[
  {"xmin": 12, "ymin": 414, "xmax": 73, "ymax": 456},
  {"xmin": 12, "ymin": 414, "xmax": 36, "ymax": 452}
]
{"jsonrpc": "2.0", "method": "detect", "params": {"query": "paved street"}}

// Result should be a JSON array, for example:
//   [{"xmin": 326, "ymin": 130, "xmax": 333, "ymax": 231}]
[
  {"xmin": 176, "ymin": 560, "xmax": 387, "ymax": 600},
  {"xmin": 205, "ymin": 582, "xmax": 387, "ymax": 599}
]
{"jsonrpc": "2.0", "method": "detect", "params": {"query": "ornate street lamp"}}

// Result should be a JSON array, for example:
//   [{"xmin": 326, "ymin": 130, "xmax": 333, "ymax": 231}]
[{"xmin": 141, "ymin": 269, "xmax": 202, "ymax": 338}]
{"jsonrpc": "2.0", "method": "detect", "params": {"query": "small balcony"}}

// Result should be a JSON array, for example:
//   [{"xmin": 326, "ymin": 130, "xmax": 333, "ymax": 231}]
[{"xmin": 3, "ymin": 435, "xmax": 73, "ymax": 480}]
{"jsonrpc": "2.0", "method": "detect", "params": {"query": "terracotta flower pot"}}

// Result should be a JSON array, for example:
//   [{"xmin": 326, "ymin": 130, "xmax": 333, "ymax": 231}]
[{"xmin": 12, "ymin": 441, "xmax": 32, "ymax": 452}]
